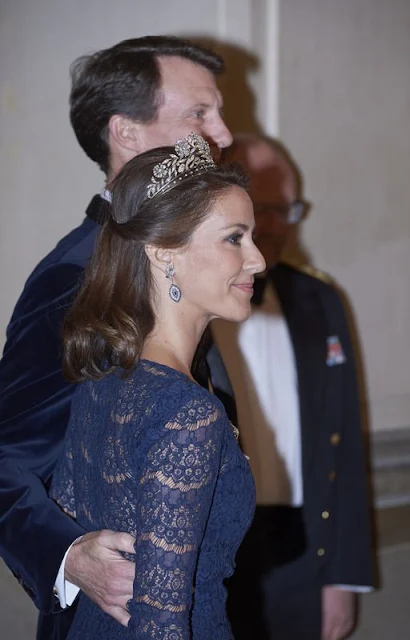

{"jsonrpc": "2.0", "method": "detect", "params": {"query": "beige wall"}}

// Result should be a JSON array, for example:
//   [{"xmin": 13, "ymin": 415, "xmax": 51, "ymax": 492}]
[
  {"xmin": 1, "ymin": 0, "xmax": 409, "ymax": 434},
  {"xmin": 0, "ymin": 0, "xmax": 278, "ymax": 341},
  {"xmin": 0, "ymin": 0, "xmax": 228, "ymax": 338},
  {"xmin": 279, "ymin": 0, "xmax": 410, "ymax": 432}
]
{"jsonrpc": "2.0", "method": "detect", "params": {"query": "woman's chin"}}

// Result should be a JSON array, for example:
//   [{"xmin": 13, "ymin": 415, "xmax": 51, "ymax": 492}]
[{"xmin": 221, "ymin": 304, "xmax": 252, "ymax": 324}]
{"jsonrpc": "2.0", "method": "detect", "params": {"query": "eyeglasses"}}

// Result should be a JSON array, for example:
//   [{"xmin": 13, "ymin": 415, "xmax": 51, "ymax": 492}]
[{"xmin": 254, "ymin": 200, "xmax": 309, "ymax": 225}]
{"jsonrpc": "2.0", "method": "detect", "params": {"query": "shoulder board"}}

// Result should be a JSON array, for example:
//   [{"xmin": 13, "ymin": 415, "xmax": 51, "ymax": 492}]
[{"xmin": 281, "ymin": 259, "xmax": 334, "ymax": 285}]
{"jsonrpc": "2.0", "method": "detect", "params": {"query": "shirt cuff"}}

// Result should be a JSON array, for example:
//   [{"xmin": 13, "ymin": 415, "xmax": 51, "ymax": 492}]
[
  {"xmin": 54, "ymin": 536, "xmax": 83, "ymax": 608},
  {"xmin": 328, "ymin": 584, "xmax": 374, "ymax": 593}
]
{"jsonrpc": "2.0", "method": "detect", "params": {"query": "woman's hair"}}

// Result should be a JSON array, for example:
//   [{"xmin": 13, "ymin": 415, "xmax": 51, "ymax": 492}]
[{"xmin": 63, "ymin": 146, "xmax": 247, "ymax": 382}]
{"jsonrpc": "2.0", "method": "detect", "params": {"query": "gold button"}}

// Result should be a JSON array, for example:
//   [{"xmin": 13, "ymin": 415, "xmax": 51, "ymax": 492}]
[
  {"xmin": 322, "ymin": 510, "xmax": 330, "ymax": 520},
  {"xmin": 317, "ymin": 548, "xmax": 325, "ymax": 557},
  {"xmin": 330, "ymin": 432, "xmax": 341, "ymax": 445},
  {"xmin": 329, "ymin": 470, "xmax": 336, "ymax": 482}
]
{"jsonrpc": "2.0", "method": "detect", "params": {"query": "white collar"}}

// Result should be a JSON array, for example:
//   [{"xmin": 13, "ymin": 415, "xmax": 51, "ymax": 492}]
[{"xmin": 100, "ymin": 188, "xmax": 112, "ymax": 203}]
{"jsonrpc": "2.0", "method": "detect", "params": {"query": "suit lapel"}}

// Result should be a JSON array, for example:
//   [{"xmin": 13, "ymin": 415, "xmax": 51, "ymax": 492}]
[{"xmin": 271, "ymin": 264, "xmax": 327, "ymax": 476}]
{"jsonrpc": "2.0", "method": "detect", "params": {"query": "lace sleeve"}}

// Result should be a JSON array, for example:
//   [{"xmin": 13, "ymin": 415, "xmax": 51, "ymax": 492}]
[{"xmin": 127, "ymin": 387, "xmax": 226, "ymax": 639}]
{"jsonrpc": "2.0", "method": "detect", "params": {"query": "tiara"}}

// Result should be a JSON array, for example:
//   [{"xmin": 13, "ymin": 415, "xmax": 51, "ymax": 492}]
[{"xmin": 147, "ymin": 132, "xmax": 217, "ymax": 199}]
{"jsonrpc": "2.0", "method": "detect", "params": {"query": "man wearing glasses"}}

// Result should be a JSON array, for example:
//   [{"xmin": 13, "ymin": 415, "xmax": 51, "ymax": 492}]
[{"xmin": 216, "ymin": 134, "xmax": 375, "ymax": 640}]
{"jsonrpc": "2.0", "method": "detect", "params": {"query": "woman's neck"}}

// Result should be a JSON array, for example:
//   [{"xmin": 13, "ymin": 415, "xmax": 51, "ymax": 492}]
[{"xmin": 141, "ymin": 313, "xmax": 208, "ymax": 379}]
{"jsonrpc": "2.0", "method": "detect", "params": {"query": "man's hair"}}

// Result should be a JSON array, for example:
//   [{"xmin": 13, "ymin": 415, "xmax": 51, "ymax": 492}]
[
  {"xmin": 63, "ymin": 146, "xmax": 246, "ymax": 382},
  {"xmin": 69, "ymin": 36, "xmax": 225, "ymax": 173}
]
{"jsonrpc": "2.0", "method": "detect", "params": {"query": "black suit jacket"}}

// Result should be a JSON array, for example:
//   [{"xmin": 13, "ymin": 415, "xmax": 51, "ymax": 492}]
[
  {"xmin": 239, "ymin": 262, "xmax": 375, "ymax": 588},
  {"xmin": 0, "ymin": 196, "xmax": 236, "ymax": 640}
]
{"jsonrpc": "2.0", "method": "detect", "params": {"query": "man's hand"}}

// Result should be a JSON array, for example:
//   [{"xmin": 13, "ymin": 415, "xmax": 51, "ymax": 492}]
[
  {"xmin": 321, "ymin": 586, "xmax": 356, "ymax": 640},
  {"xmin": 65, "ymin": 530, "xmax": 136, "ymax": 627}
]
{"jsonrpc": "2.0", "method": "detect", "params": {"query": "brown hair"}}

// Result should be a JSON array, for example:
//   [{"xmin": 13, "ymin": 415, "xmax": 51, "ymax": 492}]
[{"xmin": 63, "ymin": 147, "xmax": 247, "ymax": 382}]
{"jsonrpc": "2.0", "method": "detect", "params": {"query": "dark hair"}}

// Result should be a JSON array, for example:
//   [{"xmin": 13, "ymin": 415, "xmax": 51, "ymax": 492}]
[
  {"xmin": 70, "ymin": 36, "xmax": 225, "ymax": 173},
  {"xmin": 63, "ymin": 147, "xmax": 247, "ymax": 382}
]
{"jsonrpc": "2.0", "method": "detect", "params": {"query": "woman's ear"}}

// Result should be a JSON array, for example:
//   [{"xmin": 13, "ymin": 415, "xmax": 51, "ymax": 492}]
[{"xmin": 144, "ymin": 245, "xmax": 174, "ymax": 273}]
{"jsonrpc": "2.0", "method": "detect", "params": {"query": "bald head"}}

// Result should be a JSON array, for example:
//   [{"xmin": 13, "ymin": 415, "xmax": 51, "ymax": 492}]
[{"xmin": 225, "ymin": 134, "xmax": 301, "ymax": 267}]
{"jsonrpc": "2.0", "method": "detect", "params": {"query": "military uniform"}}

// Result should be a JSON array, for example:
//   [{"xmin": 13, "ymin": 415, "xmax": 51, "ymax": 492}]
[{"xmin": 226, "ymin": 261, "xmax": 375, "ymax": 639}]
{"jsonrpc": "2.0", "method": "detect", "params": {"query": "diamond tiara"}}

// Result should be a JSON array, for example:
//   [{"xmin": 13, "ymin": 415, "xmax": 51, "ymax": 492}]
[{"xmin": 146, "ymin": 132, "xmax": 217, "ymax": 199}]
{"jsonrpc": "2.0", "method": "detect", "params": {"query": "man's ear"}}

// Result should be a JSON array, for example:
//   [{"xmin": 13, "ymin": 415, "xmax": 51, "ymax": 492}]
[{"xmin": 108, "ymin": 115, "xmax": 141, "ymax": 154}]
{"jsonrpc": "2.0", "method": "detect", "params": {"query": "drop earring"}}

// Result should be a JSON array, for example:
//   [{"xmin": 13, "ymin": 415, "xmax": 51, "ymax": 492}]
[{"xmin": 165, "ymin": 262, "xmax": 181, "ymax": 303}]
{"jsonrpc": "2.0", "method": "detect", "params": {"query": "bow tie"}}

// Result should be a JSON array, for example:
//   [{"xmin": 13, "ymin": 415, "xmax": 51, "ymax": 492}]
[
  {"xmin": 252, "ymin": 275, "xmax": 268, "ymax": 306},
  {"xmin": 86, "ymin": 195, "xmax": 111, "ymax": 225}
]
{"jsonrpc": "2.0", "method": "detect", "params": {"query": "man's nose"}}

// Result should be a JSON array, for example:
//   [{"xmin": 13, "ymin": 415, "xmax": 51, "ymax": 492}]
[{"xmin": 214, "ymin": 116, "xmax": 233, "ymax": 150}]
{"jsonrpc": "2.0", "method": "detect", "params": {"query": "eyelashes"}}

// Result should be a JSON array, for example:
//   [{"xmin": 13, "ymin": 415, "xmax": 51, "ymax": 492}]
[{"xmin": 226, "ymin": 232, "xmax": 244, "ymax": 246}]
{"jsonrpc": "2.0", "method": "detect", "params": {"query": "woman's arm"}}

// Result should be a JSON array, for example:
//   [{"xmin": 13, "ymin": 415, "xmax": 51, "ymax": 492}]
[{"xmin": 128, "ymin": 386, "xmax": 226, "ymax": 639}]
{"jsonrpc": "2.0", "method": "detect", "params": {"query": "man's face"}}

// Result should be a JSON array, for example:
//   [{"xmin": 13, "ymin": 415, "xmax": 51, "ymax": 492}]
[
  {"xmin": 137, "ymin": 56, "xmax": 232, "ymax": 159},
  {"xmin": 249, "ymin": 160, "xmax": 297, "ymax": 268}
]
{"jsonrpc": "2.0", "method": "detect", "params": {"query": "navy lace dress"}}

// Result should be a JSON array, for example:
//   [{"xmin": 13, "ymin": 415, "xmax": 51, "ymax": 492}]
[{"xmin": 50, "ymin": 360, "xmax": 255, "ymax": 639}]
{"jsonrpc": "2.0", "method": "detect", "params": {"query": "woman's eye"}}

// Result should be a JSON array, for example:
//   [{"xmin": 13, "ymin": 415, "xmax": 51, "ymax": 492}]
[
  {"xmin": 227, "ymin": 233, "xmax": 243, "ymax": 246},
  {"xmin": 194, "ymin": 110, "xmax": 205, "ymax": 119}
]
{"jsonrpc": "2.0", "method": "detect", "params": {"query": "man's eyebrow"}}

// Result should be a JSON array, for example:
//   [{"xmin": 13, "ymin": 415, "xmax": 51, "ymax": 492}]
[
  {"xmin": 192, "ymin": 102, "xmax": 211, "ymax": 109},
  {"xmin": 192, "ymin": 94, "xmax": 223, "ymax": 110}
]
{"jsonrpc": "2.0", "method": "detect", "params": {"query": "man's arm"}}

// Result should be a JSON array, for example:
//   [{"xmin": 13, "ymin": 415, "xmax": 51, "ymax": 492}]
[
  {"xmin": 320, "ymin": 287, "xmax": 375, "ymax": 639},
  {"xmin": 0, "ymin": 263, "xmax": 134, "ymax": 618},
  {"xmin": 0, "ymin": 263, "xmax": 87, "ymax": 611}
]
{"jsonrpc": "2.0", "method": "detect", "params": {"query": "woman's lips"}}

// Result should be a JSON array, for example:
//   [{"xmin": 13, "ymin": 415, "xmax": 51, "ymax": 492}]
[{"xmin": 233, "ymin": 283, "xmax": 254, "ymax": 295}]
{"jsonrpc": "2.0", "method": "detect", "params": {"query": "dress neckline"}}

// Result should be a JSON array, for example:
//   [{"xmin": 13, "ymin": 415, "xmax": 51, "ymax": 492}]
[
  {"xmin": 139, "ymin": 358, "xmax": 197, "ymax": 385},
  {"xmin": 139, "ymin": 359, "xmax": 240, "ymax": 442}
]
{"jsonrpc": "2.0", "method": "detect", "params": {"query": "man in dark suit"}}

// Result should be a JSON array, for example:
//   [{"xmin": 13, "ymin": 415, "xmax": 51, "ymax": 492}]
[
  {"xmin": 216, "ymin": 134, "xmax": 375, "ymax": 639},
  {"xmin": 0, "ymin": 36, "xmax": 234, "ymax": 639}
]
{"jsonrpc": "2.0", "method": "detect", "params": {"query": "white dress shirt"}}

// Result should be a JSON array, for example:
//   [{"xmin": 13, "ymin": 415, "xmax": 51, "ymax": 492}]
[
  {"xmin": 213, "ymin": 282, "xmax": 303, "ymax": 506},
  {"xmin": 54, "ymin": 540, "xmax": 81, "ymax": 607}
]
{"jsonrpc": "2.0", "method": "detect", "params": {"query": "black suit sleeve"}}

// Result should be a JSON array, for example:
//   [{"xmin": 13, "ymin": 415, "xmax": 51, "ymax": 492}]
[{"xmin": 0, "ymin": 263, "xmax": 86, "ymax": 612}]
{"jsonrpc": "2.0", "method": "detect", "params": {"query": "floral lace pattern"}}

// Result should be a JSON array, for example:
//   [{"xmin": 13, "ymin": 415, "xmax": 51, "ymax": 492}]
[{"xmin": 51, "ymin": 360, "xmax": 255, "ymax": 639}]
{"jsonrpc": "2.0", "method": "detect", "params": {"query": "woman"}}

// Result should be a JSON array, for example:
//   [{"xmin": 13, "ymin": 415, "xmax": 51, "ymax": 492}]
[{"xmin": 51, "ymin": 133, "xmax": 265, "ymax": 639}]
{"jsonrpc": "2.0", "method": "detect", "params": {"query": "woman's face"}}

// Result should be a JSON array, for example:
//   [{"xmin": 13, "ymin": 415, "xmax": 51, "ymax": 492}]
[{"xmin": 174, "ymin": 185, "xmax": 266, "ymax": 323}]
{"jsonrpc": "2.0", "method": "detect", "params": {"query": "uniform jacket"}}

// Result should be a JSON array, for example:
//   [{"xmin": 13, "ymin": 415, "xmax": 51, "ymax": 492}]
[{"xmin": 248, "ymin": 262, "xmax": 375, "ymax": 588}]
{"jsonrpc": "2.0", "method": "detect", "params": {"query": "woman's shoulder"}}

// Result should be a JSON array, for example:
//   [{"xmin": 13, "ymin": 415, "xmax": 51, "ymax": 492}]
[
  {"xmin": 136, "ymin": 360, "xmax": 226, "ymax": 426},
  {"xmin": 74, "ymin": 359, "xmax": 227, "ymax": 435}
]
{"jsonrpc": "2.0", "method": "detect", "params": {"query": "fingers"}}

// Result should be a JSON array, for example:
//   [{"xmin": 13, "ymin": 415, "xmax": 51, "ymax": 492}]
[
  {"xmin": 65, "ymin": 528, "xmax": 135, "ymax": 625},
  {"xmin": 100, "ymin": 603, "xmax": 131, "ymax": 628},
  {"xmin": 117, "ymin": 558, "xmax": 136, "ymax": 583},
  {"xmin": 321, "ymin": 587, "xmax": 355, "ymax": 640},
  {"xmin": 96, "ymin": 529, "xmax": 136, "ymax": 554},
  {"xmin": 95, "ymin": 580, "xmax": 133, "ymax": 627},
  {"xmin": 99, "ymin": 566, "xmax": 135, "ymax": 599},
  {"xmin": 322, "ymin": 617, "xmax": 354, "ymax": 640}
]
